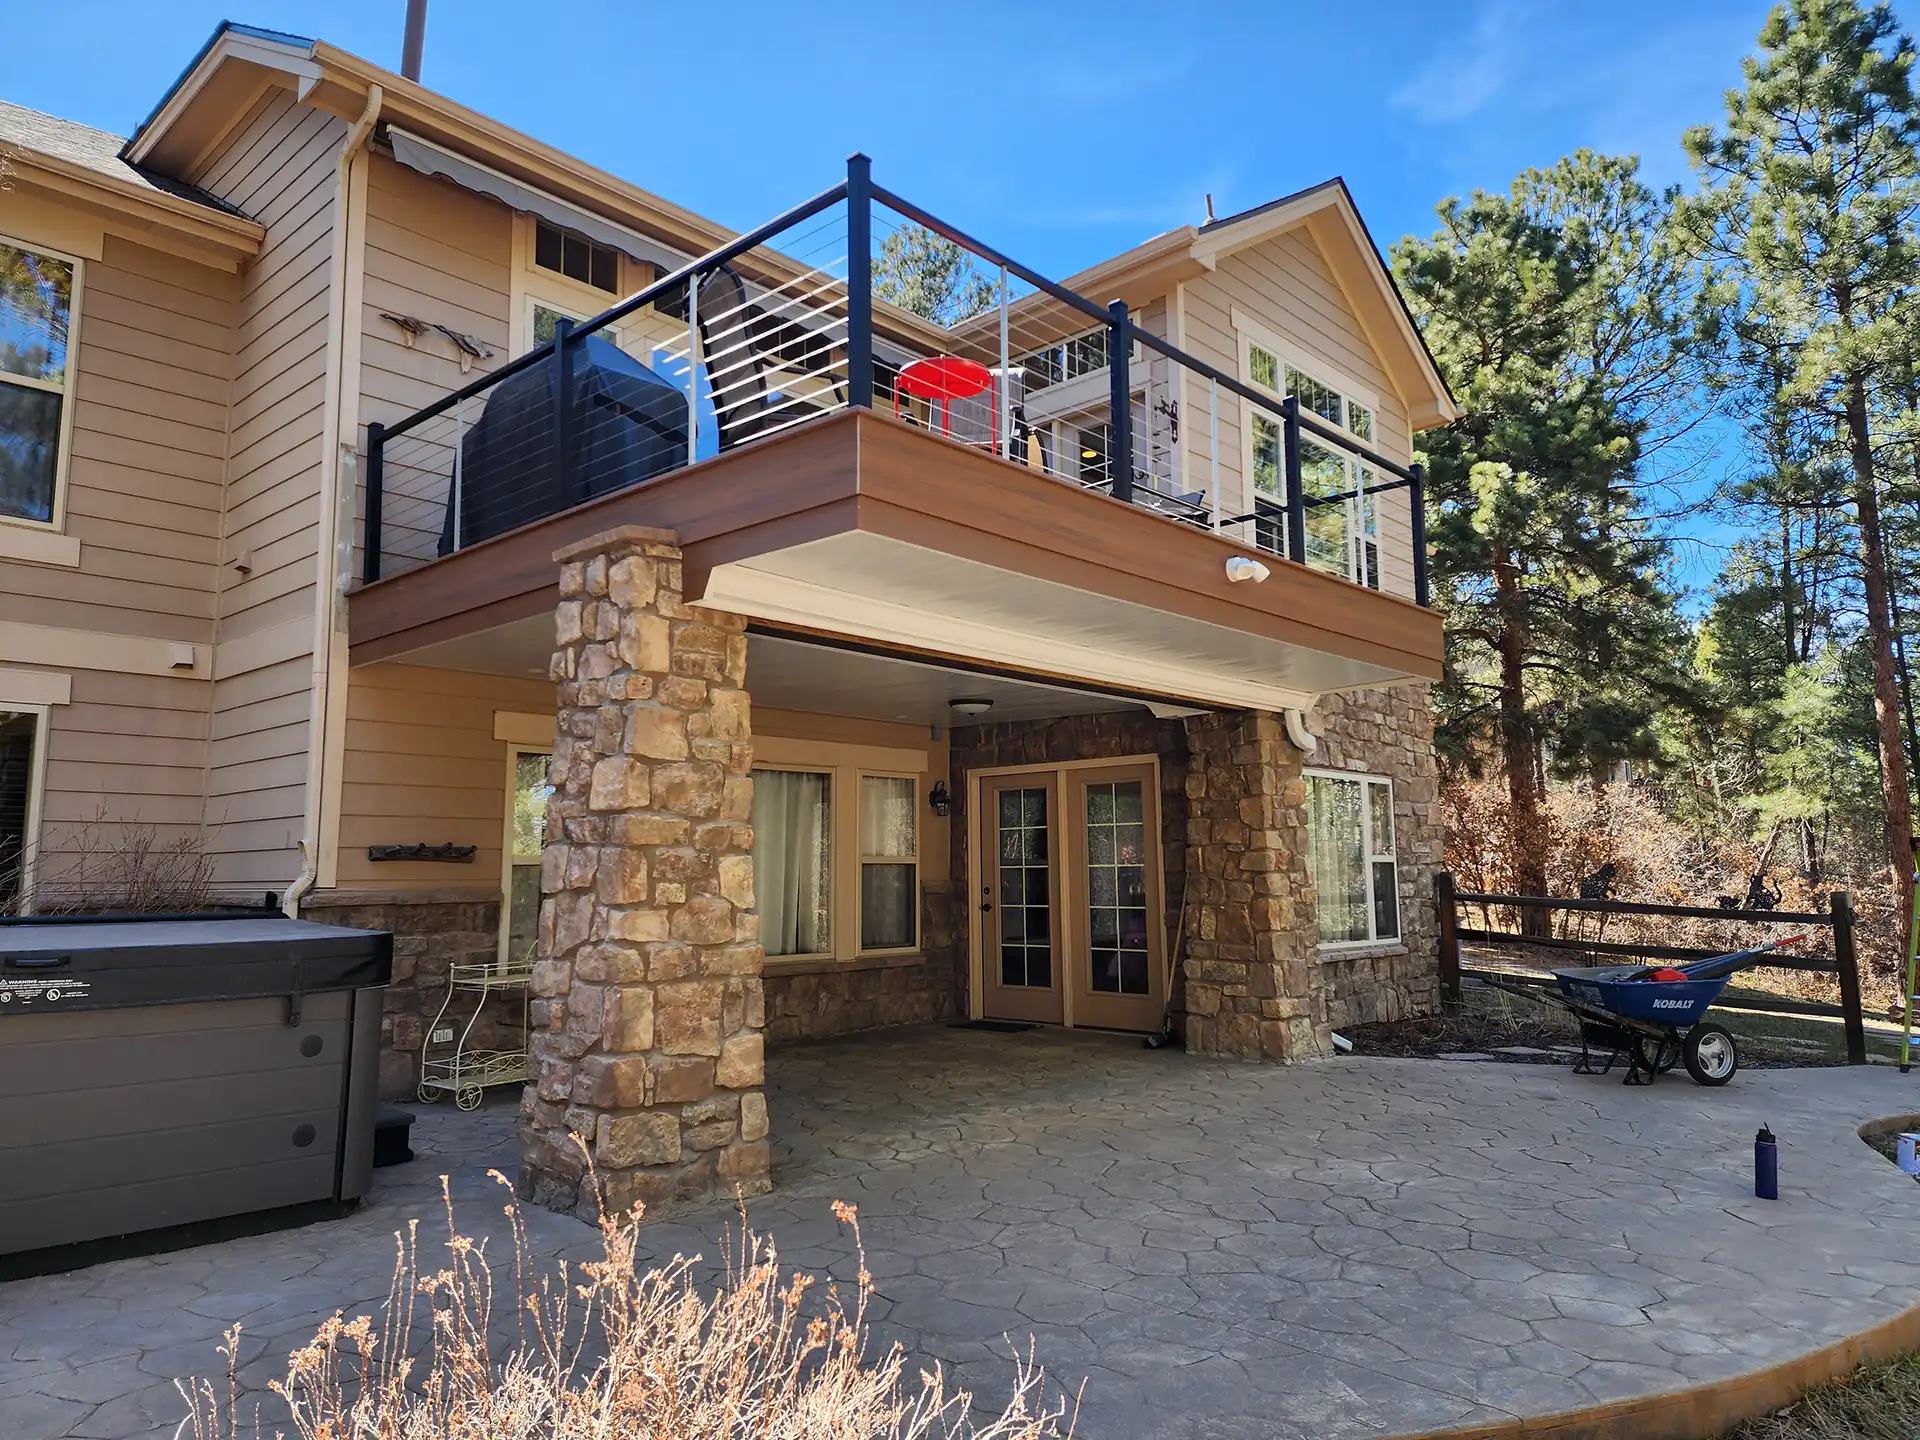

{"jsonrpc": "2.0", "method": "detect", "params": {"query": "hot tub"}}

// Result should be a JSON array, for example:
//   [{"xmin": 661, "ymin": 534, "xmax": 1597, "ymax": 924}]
[{"xmin": 0, "ymin": 914, "xmax": 392, "ymax": 1258}]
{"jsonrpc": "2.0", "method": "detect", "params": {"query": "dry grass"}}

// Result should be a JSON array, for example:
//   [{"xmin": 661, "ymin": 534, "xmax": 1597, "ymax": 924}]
[
  {"xmin": 3, "ymin": 809, "xmax": 220, "ymax": 916},
  {"xmin": 174, "ymin": 1165, "xmax": 1073, "ymax": 1440},
  {"xmin": 1722, "ymin": 1351, "xmax": 1920, "ymax": 1440}
]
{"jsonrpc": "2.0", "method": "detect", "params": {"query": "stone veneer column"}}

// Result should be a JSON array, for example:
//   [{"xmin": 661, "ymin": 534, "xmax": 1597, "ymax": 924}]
[
  {"xmin": 519, "ymin": 525, "xmax": 769, "ymax": 1221},
  {"xmin": 1181, "ymin": 709, "xmax": 1331, "ymax": 1062}
]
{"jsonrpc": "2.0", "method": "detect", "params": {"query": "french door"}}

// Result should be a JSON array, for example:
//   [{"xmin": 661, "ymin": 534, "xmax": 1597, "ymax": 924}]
[{"xmin": 979, "ymin": 761, "xmax": 1166, "ymax": 1032}]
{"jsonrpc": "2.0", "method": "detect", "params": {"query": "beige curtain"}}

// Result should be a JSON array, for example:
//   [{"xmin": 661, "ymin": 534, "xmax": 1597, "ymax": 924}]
[{"xmin": 754, "ymin": 769, "xmax": 831, "ymax": 956}]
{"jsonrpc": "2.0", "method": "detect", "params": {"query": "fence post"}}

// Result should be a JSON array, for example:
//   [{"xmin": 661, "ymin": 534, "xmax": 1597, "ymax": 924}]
[
  {"xmin": 1436, "ymin": 869, "xmax": 1462, "ymax": 1008},
  {"xmin": 1282, "ymin": 395, "xmax": 1306, "ymax": 565},
  {"xmin": 1107, "ymin": 299, "xmax": 1133, "ymax": 503},
  {"xmin": 1408, "ymin": 461, "xmax": 1429, "ymax": 607},
  {"xmin": 552, "ymin": 316, "xmax": 575, "ymax": 508},
  {"xmin": 362, "ymin": 420, "xmax": 384, "ymax": 585},
  {"xmin": 845, "ymin": 153, "xmax": 873, "ymax": 410},
  {"xmin": 1833, "ymin": 890, "xmax": 1867, "ymax": 1065}
]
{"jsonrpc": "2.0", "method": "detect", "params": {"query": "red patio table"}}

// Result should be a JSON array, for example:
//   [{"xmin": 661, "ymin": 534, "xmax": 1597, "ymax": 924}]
[{"xmin": 894, "ymin": 355, "xmax": 995, "ymax": 444}]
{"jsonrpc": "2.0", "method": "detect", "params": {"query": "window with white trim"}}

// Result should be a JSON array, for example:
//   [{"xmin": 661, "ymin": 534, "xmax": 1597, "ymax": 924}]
[
  {"xmin": 1016, "ymin": 327, "xmax": 1108, "ymax": 392},
  {"xmin": 502, "ymin": 748, "xmax": 553, "ymax": 967},
  {"xmin": 0, "ymin": 707, "xmax": 46, "ymax": 914},
  {"xmin": 1306, "ymin": 771, "xmax": 1399, "ymax": 945},
  {"xmin": 858, "ymin": 774, "xmax": 918, "ymax": 950},
  {"xmin": 1243, "ymin": 337, "xmax": 1381, "ymax": 590},
  {"xmin": 0, "ymin": 238, "xmax": 79, "ymax": 527}
]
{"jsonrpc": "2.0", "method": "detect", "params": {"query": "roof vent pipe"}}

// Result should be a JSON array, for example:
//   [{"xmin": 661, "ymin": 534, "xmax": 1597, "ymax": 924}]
[{"xmin": 401, "ymin": 0, "xmax": 428, "ymax": 81}]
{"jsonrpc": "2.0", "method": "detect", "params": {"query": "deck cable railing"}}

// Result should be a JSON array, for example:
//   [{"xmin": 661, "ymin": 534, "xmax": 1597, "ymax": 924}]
[{"xmin": 362, "ymin": 155, "xmax": 1428, "ymax": 607}]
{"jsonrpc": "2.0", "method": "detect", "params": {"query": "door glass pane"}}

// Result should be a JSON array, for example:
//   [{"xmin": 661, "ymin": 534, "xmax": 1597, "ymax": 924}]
[
  {"xmin": 753, "ymin": 768, "xmax": 832, "ymax": 956},
  {"xmin": 1086, "ymin": 781, "xmax": 1151, "ymax": 995},
  {"xmin": 997, "ymin": 786, "xmax": 1051, "ymax": 988}
]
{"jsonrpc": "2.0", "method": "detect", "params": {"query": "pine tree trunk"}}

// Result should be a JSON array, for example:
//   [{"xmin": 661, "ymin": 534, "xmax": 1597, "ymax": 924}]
[
  {"xmin": 1843, "ymin": 378, "xmax": 1915, "ymax": 952},
  {"xmin": 1492, "ymin": 547, "xmax": 1550, "ymax": 934}
]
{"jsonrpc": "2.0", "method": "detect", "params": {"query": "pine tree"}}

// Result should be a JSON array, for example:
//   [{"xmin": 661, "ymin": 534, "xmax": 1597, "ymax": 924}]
[
  {"xmin": 1683, "ymin": 0, "xmax": 1920, "ymax": 939},
  {"xmin": 870, "ymin": 225, "xmax": 994, "ymax": 326},
  {"xmin": 1394, "ymin": 153, "xmax": 1707, "ymax": 909}
]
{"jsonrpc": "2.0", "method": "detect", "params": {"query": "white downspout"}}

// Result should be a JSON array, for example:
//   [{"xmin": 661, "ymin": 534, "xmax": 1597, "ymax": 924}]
[
  {"xmin": 1283, "ymin": 708, "xmax": 1318, "ymax": 754},
  {"xmin": 285, "ymin": 83, "xmax": 383, "ymax": 918}
]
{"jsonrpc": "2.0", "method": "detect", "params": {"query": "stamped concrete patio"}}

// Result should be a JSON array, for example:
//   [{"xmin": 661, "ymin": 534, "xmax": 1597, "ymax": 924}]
[{"xmin": 5, "ymin": 1025, "xmax": 1920, "ymax": 1440}]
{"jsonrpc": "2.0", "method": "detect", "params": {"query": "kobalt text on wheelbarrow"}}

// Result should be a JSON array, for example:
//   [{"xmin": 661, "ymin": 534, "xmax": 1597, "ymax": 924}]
[{"xmin": 1478, "ymin": 935, "xmax": 1807, "ymax": 1087}]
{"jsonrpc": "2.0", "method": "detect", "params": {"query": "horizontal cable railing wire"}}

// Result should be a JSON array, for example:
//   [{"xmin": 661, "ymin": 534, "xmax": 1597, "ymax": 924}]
[
  {"xmin": 363, "ymin": 156, "xmax": 1432, "ymax": 607},
  {"xmin": 363, "ymin": 180, "xmax": 853, "ymax": 583}
]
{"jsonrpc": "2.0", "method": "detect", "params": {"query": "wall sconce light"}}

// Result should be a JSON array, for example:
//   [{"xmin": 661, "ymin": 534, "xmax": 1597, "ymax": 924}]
[{"xmin": 929, "ymin": 780, "xmax": 952, "ymax": 817}]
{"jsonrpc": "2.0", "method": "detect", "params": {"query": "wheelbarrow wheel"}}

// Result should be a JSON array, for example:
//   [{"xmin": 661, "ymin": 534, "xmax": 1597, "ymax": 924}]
[
  {"xmin": 1683, "ymin": 1023, "xmax": 1738, "ymax": 1086},
  {"xmin": 1634, "ymin": 1035, "xmax": 1681, "ymax": 1077}
]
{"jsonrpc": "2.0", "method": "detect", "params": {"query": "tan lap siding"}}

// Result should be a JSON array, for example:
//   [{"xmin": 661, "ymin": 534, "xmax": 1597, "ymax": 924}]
[
  {"xmin": 333, "ymin": 664, "xmax": 553, "ymax": 892},
  {"xmin": 1182, "ymin": 228, "xmax": 1418, "ymax": 601},
  {"xmin": 354, "ymin": 155, "xmax": 514, "ymax": 573},
  {"xmin": 187, "ymin": 86, "xmax": 350, "ymax": 888},
  {"xmin": 0, "ymin": 227, "xmax": 234, "ymax": 882}
]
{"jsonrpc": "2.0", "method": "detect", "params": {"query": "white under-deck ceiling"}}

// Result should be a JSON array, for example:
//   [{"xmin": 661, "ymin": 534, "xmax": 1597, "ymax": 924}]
[{"xmin": 390, "ymin": 622, "xmax": 1149, "ymax": 727}]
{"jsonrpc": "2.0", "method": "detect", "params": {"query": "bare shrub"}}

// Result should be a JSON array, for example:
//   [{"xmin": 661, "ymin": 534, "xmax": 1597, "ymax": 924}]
[
  {"xmin": 2, "ymin": 807, "xmax": 218, "ymax": 916},
  {"xmin": 1444, "ymin": 777, "xmax": 1899, "ymax": 1006},
  {"xmin": 175, "ymin": 1171, "xmax": 1074, "ymax": 1440}
]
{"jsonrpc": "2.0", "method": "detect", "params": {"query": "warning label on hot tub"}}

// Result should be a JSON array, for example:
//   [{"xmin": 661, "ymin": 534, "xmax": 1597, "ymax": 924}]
[{"xmin": 0, "ymin": 977, "xmax": 91, "ymax": 1006}]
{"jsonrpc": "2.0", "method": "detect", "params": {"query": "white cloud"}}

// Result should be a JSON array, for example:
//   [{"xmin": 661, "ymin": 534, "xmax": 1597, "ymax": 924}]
[{"xmin": 1390, "ymin": 0, "xmax": 1525, "ymax": 123}]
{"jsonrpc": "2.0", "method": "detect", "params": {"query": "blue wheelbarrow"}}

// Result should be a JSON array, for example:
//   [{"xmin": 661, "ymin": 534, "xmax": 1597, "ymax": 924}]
[{"xmin": 1489, "ymin": 935, "xmax": 1806, "ymax": 1087}]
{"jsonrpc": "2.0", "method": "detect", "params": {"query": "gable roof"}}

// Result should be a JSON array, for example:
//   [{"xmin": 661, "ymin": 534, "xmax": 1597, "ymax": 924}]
[
  {"xmin": 1196, "ymin": 180, "xmax": 1456, "ymax": 428},
  {"xmin": 0, "ymin": 100, "xmax": 264, "ymax": 269},
  {"xmin": 0, "ymin": 100, "xmax": 246, "ymax": 215}
]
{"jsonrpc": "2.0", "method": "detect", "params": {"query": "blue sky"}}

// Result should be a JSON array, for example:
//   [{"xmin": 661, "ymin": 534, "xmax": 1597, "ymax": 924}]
[{"xmin": 2, "ymin": 0, "xmax": 1782, "ymax": 592}]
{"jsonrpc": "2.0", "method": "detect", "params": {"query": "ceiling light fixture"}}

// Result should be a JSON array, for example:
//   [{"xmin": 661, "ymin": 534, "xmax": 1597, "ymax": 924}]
[{"xmin": 949, "ymin": 697, "xmax": 994, "ymax": 716}]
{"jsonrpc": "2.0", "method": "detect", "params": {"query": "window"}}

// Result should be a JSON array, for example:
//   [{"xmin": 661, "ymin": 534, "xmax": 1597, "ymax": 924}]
[
  {"xmin": 858, "ymin": 775, "xmax": 918, "ymax": 950},
  {"xmin": 1306, "ymin": 772, "xmax": 1399, "ymax": 946},
  {"xmin": 1243, "ymin": 336, "xmax": 1382, "ymax": 590},
  {"xmin": 503, "ymin": 749, "xmax": 553, "ymax": 967},
  {"xmin": 754, "ymin": 768, "xmax": 833, "ymax": 957},
  {"xmin": 0, "ymin": 239, "xmax": 78, "ymax": 527},
  {"xmin": 1018, "ymin": 328, "xmax": 1108, "ymax": 392},
  {"xmin": 0, "ymin": 709, "xmax": 43, "ymax": 914},
  {"xmin": 534, "ymin": 220, "xmax": 618, "ymax": 293}
]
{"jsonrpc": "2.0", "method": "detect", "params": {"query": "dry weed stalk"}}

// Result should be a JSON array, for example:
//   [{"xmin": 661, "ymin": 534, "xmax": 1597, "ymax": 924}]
[{"xmin": 175, "ymin": 1168, "xmax": 1074, "ymax": 1440}]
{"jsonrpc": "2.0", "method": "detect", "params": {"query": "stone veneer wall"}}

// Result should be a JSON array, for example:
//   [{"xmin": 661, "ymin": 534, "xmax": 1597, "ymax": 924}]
[
  {"xmin": 519, "ymin": 525, "xmax": 768, "ymax": 1222},
  {"xmin": 1183, "ymin": 684, "xmax": 1443, "ymax": 1060},
  {"xmin": 298, "ymin": 886, "xmax": 509, "ymax": 1101},
  {"xmin": 1311, "ymin": 683, "xmax": 1442, "ymax": 1029},
  {"xmin": 948, "ymin": 711, "xmax": 1191, "ymax": 995},
  {"xmin": 762, "ymin": 883, "xmax": 963, "ymax": 1042}
]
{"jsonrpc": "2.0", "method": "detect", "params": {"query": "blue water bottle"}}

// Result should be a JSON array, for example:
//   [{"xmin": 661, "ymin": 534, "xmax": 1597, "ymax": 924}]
[{"xmin": 1755, "ymin": 1124, "xmax": 1778, "ymax": 1200}]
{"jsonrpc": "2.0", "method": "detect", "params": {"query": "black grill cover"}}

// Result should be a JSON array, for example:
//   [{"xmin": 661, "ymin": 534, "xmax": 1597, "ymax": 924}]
[{"xmin": 440, "ymin": 337, "xmax": 690, "ymax": 553}]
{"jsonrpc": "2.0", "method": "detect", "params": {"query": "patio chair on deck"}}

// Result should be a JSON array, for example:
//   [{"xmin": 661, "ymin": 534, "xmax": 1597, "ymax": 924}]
[{"xmin": 689, "ymin": 264, "xmax": 847, "ymax": 450}]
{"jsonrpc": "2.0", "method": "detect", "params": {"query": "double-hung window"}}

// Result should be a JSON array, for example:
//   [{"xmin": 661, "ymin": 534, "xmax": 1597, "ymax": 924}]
[
  {"xmin": 1306, "ymin": 771, "xmax": 1399, "ymax": 946},
  {"xmin": 752, "ymin": 760, "xmax": 924, "ymax": 960},
  {"xmin": 1243, "ymin": 335, "xmax": 1381, "ymax": 590},
  {"xmin": 503, "ymin": 748, "xmax": 554, "ymax": 968},
  {"xmin": 0, "ymin": 238, "xmax": 80, "ymax": 527},
  {"xmin": 859, "ymin": 775, "xmax": 918, "ymax": 950}
]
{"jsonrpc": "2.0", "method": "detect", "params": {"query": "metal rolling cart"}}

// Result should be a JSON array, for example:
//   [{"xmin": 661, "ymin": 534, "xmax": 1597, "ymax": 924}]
[{"xmin": 417, "ymin": 955, "xmax": 532, "ymax": 1110}]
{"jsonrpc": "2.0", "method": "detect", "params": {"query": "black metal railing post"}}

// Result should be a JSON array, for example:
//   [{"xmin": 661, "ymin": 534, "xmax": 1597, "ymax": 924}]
[
  {"xmin": 551, "ymin": 316, "xmax": 575, "ymax": 510},
  {"xmin": 1834, "ymin": 890, "xmax": 1867, "ymax": 1065},
  {"xmin": 1281, "ymin": 395, "xmax": 1306, "ymax": 564},
  {"xmin": 362, "ymin": 420, "xmax": 385, "ymax": 584},
  {"xmin": 1108, "ymin": 299, "xmax": 1133, "ymax": 503},
  {"xmin": 1408, "ymin": 461, "xmax": 1429, "ymax": 607},
  {"xmin": 846, "ymin": 153, "xmax": 873, "ymax": 409}
]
